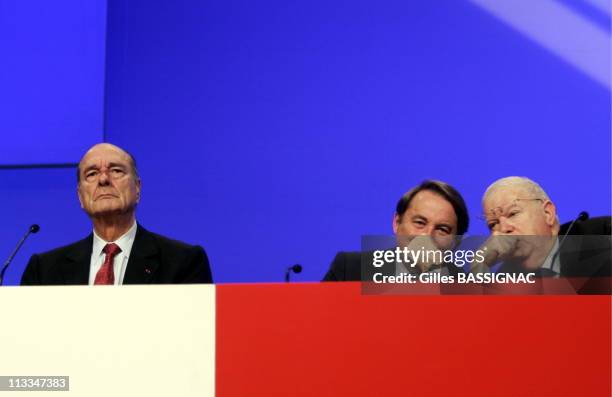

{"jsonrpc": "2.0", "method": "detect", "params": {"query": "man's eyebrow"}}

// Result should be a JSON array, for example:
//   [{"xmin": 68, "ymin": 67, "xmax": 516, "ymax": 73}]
[
  {"xmin": 486, "ymin": 204, "xmax": 505, "ymax": 215},
  {"xmin": 81, "ymin": 162, "xmax": 128, "ymax": 173},
  {"xmin": 82, "ymin": 164, "xmax": 98, "ymax": 173}
]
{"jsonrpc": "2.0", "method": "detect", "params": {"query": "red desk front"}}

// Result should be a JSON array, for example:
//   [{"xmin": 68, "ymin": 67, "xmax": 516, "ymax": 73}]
[{"xmin": 217, "ymin": 282, "xmax": 611, "ymax": 396}]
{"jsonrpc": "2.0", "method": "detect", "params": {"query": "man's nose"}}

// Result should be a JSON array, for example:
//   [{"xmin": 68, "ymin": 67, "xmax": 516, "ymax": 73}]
[{"xmin": 97, "ymin": 170, "xmax": 111, "ymax": 185}]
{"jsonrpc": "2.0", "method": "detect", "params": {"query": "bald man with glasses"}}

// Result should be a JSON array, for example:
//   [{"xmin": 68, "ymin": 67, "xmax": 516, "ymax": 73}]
[{"xmin": 473, "ymin": 176, "xmax": 610, "ymax": 293}]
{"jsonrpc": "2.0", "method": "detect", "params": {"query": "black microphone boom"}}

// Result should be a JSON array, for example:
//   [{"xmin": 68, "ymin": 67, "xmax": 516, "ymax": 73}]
[
  {"xmin": 284, "ymin": 264, "xmax": 303, "ymax": 283},
  {"xmin": 0, "ymin": 224, "xmax": 40, "ymax": 286},
  {"xmin": 558, "ymin": 211, "xmax": 589, "ymax": 248}
]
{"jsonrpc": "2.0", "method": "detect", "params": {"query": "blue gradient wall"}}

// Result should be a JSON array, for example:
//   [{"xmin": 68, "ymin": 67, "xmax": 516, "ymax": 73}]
[
  {"xmin": 1, "ymin": 0, "xmax": 610, "ymax": 284},
  {"xmin": 0, "ymin": 0, "xmax": 106, "ymax": 164}
]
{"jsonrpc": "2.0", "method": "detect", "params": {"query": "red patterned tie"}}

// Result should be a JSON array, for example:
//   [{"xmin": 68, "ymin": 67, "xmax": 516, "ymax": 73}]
[{"xmin": 94, "ymin": 243, "xmax": 122, "ymax": 285}]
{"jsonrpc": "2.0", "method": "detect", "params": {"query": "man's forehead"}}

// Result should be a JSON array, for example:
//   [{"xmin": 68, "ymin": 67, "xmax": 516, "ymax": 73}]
[
  {"xmin": 408, "ymin": 191, "xmax": 457, "ymax": 224},
  {"xmin": 80, "ymin": 144, "xmax": 131, "ymax": 167},
  {"xmin": 484, "ymin": 186, "xmax": 525, "ymax": 209}
]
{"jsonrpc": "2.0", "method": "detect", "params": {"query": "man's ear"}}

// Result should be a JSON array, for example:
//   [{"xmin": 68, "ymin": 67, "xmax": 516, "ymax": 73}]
[
  {"xmin": 542, "ymin": 200, "xmax": 557, "ymax": 226},
  {"xmin": 392, "ymin": 213, "xmax": 401, "ymax": 234}
]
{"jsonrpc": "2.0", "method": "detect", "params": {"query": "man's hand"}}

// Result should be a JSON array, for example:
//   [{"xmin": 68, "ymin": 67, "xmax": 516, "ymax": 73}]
[
  {"xmin": 472, "ymin": 235, "xmax": 519, "ymax": 273},
  {"xmin": 405, "ymin": 235, "xmax": 444, "ymax": 273}
]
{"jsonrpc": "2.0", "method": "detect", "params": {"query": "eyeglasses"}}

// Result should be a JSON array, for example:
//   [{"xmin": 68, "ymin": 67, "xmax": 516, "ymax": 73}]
[{"xmin": 480, "ymin": 198, "xmax": 544, "ymax": 231}]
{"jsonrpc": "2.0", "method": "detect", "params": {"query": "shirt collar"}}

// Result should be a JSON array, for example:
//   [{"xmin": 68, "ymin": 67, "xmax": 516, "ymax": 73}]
[
  {"xmin": 92, "ymin": 221, "xmax": 138, "ymax": 256},
  {"xmin": 540, "ymin": 238, "xmax": 560, "ymax": 273}
]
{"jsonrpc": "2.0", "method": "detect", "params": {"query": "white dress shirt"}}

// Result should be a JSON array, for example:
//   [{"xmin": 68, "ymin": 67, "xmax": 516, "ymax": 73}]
[{"xmin": 89, "ymin": 222, "xmax": 138, "ymax": 285}]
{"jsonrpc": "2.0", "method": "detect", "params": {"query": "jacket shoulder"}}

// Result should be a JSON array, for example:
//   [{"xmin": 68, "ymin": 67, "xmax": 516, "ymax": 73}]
[
  {"xmin": 142, "ymin": 229, "xmax": 204, "ymax": 253},
  {"xmin": 21, "ymin": 235, "xmax": 92, "ymax": 285},
  {"xmin": 561, "ymin": 216, "xmax": 611, "ymax": 235},
  {"xmin": 32, "ymin": 236, "xmax": 92, "ymax": 262},
  {"xmin": 323, "ymin": 251, "xmax": 368, "ymax": 281},
  {"xmin": 135, "ymin": 227, "xmax": 212, "ymax": 283}
]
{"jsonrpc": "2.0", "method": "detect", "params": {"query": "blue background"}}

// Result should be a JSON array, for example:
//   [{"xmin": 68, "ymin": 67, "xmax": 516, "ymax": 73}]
[
  {"xmin": 1, "ymin": 0, "xmax": 610, "ymax": 284},
  {"xmin": 0, "ymin": 0, "xmax": 106, "ymax": 165}
]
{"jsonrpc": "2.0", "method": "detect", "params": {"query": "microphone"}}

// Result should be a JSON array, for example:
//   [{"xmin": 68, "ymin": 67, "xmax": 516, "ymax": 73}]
[
  {"xmin": 284, "ymin": 264, "xmax": 302, "ymax": 283},
  {"xmin": 558, "ymin": 211, "xmax": 589, "ymax": 248},
  {"xmin": 549, "ymin": 211, "xmax": 589, "ymax": 273},
  {"xmin": 0, "ymin": 224, "xmax": 40, "ymax": 286}
]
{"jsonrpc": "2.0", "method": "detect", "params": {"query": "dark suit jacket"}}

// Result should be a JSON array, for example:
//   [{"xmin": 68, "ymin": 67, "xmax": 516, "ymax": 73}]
[
  {"xmin": 323, "ymin": 251, "xmax": 384, "ymax": 282},
  {"xmin": 21, "ymin": 225, "xmax": 213, "ymax": 285},
  {"xmin": 499, "ymin": 216, "xmax": 611, "ymax": 294},
  {"xmin": 557, "ymin": 216, "xmax": 611, "ymax": 277}
]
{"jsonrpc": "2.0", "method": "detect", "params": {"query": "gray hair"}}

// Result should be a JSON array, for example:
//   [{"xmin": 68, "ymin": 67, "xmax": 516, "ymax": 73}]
[{"xmin": 482, "ymin": 176, "xmax": 551, "ymax": 206}]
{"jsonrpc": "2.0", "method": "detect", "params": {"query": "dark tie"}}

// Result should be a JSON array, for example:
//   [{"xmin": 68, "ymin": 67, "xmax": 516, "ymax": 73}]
[{"xmin": 94, "ymin": 243, "xmax": 122, "ymax": 285}]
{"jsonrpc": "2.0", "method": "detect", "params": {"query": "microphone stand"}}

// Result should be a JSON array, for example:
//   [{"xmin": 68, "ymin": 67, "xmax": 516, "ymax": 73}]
[
  {"xmin": 285, "ymin": 264, "xmax": 303, "ymax": 283},
  {"xmin": 0, "ymin": 225, "xmax": 40, "ymax": 286}
]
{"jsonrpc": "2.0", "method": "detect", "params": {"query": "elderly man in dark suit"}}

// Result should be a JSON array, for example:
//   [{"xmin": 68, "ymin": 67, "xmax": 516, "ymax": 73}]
[
  {"xmin": 21, "ymin": 143, "xmax": 212, "ymax": 285},
  {"xmin": 476, "ymin": 176, "xmax": 610, "ymax": 293}
]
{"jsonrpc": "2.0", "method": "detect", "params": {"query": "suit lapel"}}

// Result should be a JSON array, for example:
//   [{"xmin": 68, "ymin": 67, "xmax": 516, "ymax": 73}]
[
  {"xmin": 123, "ymin": 225, "xmax": 160, "ymax": 284},
  {"xmin": 61, "ymin": 235, "xmax": 93, "ymax": 285}
]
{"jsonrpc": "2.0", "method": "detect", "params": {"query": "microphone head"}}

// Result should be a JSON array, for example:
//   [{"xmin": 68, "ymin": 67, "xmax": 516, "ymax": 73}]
[
  {"xmin": 578, "ymin": 211, "xmax": 589, "ymax": 222},
  {"xmin": 29, "ymin": 224, "xmax": 40, "ymax": 234},
  {"xmin": 292, "ymin": 264, "xmax": 303, "ymax": 274}
]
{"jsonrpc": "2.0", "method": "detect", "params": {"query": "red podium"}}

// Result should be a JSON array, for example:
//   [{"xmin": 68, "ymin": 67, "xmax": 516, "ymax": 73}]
[{"xmin": 217, "ymin": 282, "xmax": 611, "ymax": 396}]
